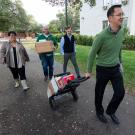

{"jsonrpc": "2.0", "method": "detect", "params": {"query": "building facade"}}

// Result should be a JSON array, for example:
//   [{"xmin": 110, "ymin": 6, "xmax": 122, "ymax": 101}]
[{"xmin": 80, "ymin": 0, "xmax": 135, "ymax": 36}]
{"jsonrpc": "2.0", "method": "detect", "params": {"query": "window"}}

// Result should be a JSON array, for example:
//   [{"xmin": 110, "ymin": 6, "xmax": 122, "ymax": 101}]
[
  {"xmin": 102, "ymin": 20, "xmax": 108, "ymax": 29},
  {"xmin": 103, "ymin": 0, "xmax": 122, "ymax": 6},
  {"xmin": 122, "ymin": 0, "xmax": 128, "ymax": 5},
  {"xmin": 112, "ymin": 0, "xmax": 121, "ymax": 4},
  {"xmin": 103, "ymin": 0, "xmax": 109, "ymax": 6}
]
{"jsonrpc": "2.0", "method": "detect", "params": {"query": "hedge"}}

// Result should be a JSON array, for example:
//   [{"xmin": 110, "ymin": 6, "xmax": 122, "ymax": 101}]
[
  {"xmin": 123, "ymin": 35, "xmax": 135, "ymax": 49},
  {"xmin": 55, "ymin": 33, "xmax": 135, "ymax": 49},
  {"xmin": 55, "ymin": 33, "xmax": 94, "ymax": 46}
]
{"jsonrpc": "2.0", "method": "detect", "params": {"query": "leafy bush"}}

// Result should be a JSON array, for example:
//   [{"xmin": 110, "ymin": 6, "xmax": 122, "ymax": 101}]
[
  {"xmin": 123, "ymin": 35, "xmax": 135, "ymax": 49},
  {"xmin": 55, "ymin": 33, "xmax": 135, "ymax": 49},
  {"xmin": 55, "ymin": 33, "xmax": 94, "ymax": 46},
  {"xmin": 55, "ymin": 33, "xmax": 64, "ymax": 42},
  {"xmin": 75, "ymin": 35, "xmax": 93, "ymax": 46}
]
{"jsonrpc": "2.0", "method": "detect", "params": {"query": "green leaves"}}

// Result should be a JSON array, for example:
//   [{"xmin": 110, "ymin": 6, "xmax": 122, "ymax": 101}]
[
  {"xmin": 84, "ymin": 0, "xmax": 96, "ymax": 7},
  {"xmin": 43, "ymin": 0, "xmax": 96, "ymax": 8},
  {"xmin": 48, "ymin": 5, "xmax": 80, "ymax": 33},
  {"xmin": 0, "ymin": 0, "xmax": 42, "ymax": 32}
]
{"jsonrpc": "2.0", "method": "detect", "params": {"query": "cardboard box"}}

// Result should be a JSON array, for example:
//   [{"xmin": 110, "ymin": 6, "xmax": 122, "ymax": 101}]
[
  {"xmin": 47, "ymin": 77, "xmax": 59, "ymax": 98},
  {"xmin": 47, "ymin": 74, "xmax": 75, "ymax": 98},
  {"xmin": 55, "ymin": 77, "xmax": 65, "ymax": 89},
  {"xmin": 35, "ymin": 41, "xmax": 54, "ymax": 53}
]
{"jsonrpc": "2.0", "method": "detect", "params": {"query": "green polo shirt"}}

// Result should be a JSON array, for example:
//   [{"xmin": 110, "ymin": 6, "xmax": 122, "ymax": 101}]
[
  {"xmin": 36, "ymin": 34, "xmax": 58, "ymax": 46},
  {"xmin": 87, "ymin": 26, "xmax": 125, "ymax": 73}
]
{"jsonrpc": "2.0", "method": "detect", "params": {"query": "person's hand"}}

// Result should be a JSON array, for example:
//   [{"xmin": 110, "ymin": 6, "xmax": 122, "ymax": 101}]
[
  {"xmin": 85, "ymin": 72, "xmax": 92, "ymax": 78},
  {"xmin": 120, "ymin": 63, "xmax": 124, "ymax": 73}
]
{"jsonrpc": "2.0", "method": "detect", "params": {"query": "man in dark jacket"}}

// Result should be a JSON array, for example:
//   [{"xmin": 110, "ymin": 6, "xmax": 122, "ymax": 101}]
[{"xmin": 60, "ymin": 26, "xmax": 81, "ymax": 78}]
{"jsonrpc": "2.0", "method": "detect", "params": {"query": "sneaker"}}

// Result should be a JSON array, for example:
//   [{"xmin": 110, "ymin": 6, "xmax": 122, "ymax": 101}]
[
  {"xmin": 44, "ymin": 76, "xmax": 48, "ymax": 81},
  {"xmin": 107, "ymin": 114, "xmax": 120, "ymax": 125},
  {"xmin": 77, "ymin": 75, "xmax": 81, "ymax": 79},
  {"xmin": 21, "ymin": 80, "xmax": 29, "ymax": 91},
  {"xmin": 14, "ymin": 80, "xmax": 20, "ymax": 88},
  {"xmin": 96, "ymin": 113, "xmax": 108, "ymax": 123},
  {"xmin": 49, "ymin": 76, "xmax": 52, "ymax": 80}
]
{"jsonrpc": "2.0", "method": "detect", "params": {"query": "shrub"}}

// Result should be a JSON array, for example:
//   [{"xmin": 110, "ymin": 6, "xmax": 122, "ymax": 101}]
[
  {"xmin": 55, "ymin": 33, "xmax": 94, "ymax": 46},
  {"xmin": 123, "ymin": 35, "xmax": 135, "ymax": 49},
  {"xmin": 55, "ymin": 33, "xmax": 135, "ymax": 50}
]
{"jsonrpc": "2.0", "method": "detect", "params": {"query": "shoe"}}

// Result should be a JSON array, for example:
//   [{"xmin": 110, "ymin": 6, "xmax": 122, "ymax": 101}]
[
  {"xmin": 108, "ymin": 114, "xmax": 120, "ymax": 125},
  {"xmin": 44, "ymin": 76, "xmax": 48, "ymax": 81},
  {"xmin": 96, "ymin": 113, "xmax": 108, "ymax": 123},
  {"xmin": 77, "ymin": 75, "xmax": 81, "ymax": 79},
  {"xmin": 14, "ymin": 79, "xmax": 20, "ymax": 88},
  {"xmin": 21, "ymin": 80, "xmax": 29, "ymax": 91},
  {"xmin": 49, "ymin": 76, "xmax": 52, "ymax": 80}
]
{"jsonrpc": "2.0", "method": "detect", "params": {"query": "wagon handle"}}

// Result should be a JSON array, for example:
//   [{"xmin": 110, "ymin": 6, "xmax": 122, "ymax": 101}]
[{"xmin": 54, "ymin": 72, "xmax": 70, "ymax": 77}]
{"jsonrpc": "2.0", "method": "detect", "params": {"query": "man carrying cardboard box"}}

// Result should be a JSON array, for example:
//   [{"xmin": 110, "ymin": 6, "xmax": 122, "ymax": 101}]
[{"xmin": 36, "ymin": 26, "xmax": 58, "ymax": 81}]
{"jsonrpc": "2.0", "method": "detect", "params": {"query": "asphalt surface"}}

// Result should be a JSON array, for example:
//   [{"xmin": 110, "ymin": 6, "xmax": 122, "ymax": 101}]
[{"xmin": 0, "ymin": 49, "xmax": 135, "ymax": 135}]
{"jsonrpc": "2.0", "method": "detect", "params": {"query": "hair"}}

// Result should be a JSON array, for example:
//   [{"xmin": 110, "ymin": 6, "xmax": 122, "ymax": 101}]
[
  {"xmin": 8, "ymin": 31, "xmax": 17, "ymax": 36},
  {"xmin": 43, "ymin": 25, "xmax": 49, "ymax": 29},
  {"xmin": 65, "ymin": 26, "xmax": 72, "ymax": 30},
  {"xmin": 107, "ymin": 4, "xmax": 122, "ymax": 18}
]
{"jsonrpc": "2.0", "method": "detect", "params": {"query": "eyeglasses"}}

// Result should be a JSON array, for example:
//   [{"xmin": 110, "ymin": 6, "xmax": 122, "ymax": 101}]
[{"xmin": 111, "ymin": 12, "xmax": 125, "ymax": 17}]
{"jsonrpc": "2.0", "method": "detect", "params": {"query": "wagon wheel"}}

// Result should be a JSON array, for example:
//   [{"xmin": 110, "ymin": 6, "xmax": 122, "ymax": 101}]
[{"xmin": 71, "ymin": 90, "xmax": 79, "ymax": 101}]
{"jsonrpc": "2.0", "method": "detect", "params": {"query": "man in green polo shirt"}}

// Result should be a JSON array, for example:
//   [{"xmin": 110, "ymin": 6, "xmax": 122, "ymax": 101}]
[
  {"xmin": 86, "ymin": 5, "xmax": 125, "ymax": 124},
  {"xmin": 37, "ymin": 26, "xmax": 58, "ymax": 81}
]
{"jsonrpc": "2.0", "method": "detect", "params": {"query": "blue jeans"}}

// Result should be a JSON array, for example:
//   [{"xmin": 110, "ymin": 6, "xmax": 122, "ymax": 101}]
[{"xmin": 39, "ymin": 53, "xmax": 54, "ymax": 78}]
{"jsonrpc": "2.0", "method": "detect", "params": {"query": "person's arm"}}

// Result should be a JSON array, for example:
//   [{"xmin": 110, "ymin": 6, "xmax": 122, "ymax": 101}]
[
  {"xmin": 119, "ymin": 49, "xmax": 124, "ymax": 72},
  {"xmin": 119, "ymin": 49, "xmax": 122, "ymax": 63},
  {"xmin": 60, "ymin": 37, "xmax": 64, "ymax": 55},
  {"xmin": 36, "ymin": 36, "xmax": 39, "ymax": 42},
  {"xmin": 52, "ymin": 36, "xmax": 58, "ymax": 48},
  {"xmin": 87, "ymin": 35, "xmax": 103, "ymax": 74},
  {"xmin": 74, "ymin": 36, "xmax": 76, "ymax": 53},
  {"xmin": 119, "ymin": 28, "xmax": 126, "ymax": 73},
  {"xmin": 21, "ymin": 44, "xmax": 30, "ymax": 62}
]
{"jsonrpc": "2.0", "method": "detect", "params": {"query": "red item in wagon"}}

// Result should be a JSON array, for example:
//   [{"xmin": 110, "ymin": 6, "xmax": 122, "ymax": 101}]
[{"xmin": 62, "ymin": 74, "xmax": 75, "ymax": 84}]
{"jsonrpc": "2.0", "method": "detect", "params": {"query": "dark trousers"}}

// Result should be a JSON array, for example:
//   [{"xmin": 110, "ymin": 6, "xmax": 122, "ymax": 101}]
[
  {"xmin": 95, "ymin": 65, "xmax": 125, "ymax": 115},
  {"xmin": 9, "ymin": 66, "xmax": 26, "ymax": 80},
  {"xmin": 63, "ymin": 53, "xmax": 80, "ymax": 77},
  {"xmin": 40, "ymin": 54, "xmax": 54, "ymax": 78}
]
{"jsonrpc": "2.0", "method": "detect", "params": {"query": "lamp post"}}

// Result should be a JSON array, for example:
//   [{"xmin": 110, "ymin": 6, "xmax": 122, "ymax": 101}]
[{"xmin": 65, "ymin": 0, "xmax": 68, "ymax": 26}]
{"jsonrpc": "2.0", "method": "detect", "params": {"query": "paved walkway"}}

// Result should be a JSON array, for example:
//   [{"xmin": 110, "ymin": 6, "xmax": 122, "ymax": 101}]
[{"xmin": 0, "ymin": 49, "xmax": 135, "ymax": 135}]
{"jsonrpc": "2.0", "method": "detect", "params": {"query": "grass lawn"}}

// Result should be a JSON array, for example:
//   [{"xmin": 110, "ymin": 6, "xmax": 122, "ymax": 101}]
[{"xmin": 23, "ymin": 41, "xmax": 135, "ymax": 94}]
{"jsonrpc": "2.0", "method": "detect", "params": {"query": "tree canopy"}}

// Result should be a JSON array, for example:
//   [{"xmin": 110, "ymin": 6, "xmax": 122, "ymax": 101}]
[
  {"xmin": 44, "ymin": 0, "xmax": 96, "ymax": 31},
  {"xmin": 0, "ymin": 0, "xmax": 42, "ymax": 32},
  {"xmin": 43, "ymin": 0, "xmax": 96, "ymax": 7},
  {"xmin": 48, "ymin": 5, "xmax": 80, "ymax": 33}
]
